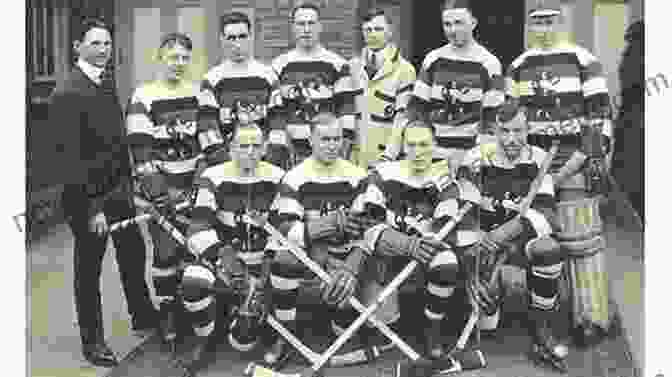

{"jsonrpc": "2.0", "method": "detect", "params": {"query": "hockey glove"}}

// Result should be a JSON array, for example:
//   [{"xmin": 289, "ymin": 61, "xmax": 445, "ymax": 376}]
[
  {"xmin": 375, "ymin": 227, "xmax": 445, "ymax": 267},
  {"xmin": 322, "ymin": 257, "xmax": 358, "ymax": 307}
]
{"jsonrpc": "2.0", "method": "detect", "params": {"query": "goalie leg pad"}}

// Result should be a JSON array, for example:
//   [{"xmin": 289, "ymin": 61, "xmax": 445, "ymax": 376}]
[{"xmin": 556, "ymin": 196, "xmax": 611, "ymax": 330}]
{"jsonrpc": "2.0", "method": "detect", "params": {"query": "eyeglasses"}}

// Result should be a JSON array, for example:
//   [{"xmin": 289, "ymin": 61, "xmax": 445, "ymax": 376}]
[
  {"xmin": 224, "ymin": 33, "xmax": 250, "ymax": 41},
  {"xmin": 362, "ymin": 26, "xmax": 385, "ymax": 33}
]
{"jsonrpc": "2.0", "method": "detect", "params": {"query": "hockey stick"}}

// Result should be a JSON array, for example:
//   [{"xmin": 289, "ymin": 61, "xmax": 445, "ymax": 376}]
[
  {"xmin": 110, "ymin": 199, "xmax": 192, "ymax": 231},
  {"xmin": 244, "ymin": 215, "xmax": 422, "ymax": 375}
]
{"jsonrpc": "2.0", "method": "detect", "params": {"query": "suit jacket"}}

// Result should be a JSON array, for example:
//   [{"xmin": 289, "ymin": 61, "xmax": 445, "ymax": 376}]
[{"xmin": 50, "ymin": 65, "xmax": 132, "ymax": 218}]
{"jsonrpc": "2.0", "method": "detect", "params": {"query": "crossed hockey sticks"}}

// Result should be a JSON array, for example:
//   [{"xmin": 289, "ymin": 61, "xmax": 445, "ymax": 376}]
[{"xmin": 243, "ymin": 185, "xmax": 485, "ymax": 377}]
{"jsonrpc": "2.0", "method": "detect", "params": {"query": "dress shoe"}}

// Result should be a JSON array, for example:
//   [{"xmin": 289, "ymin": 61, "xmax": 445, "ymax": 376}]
[
  {"xmin": 82, "ymin": 342, "xmax": 119, "ymax": 367},
  {"xmin": 131, "ymin": 313, "xmax": 159, "ymax": 337}
]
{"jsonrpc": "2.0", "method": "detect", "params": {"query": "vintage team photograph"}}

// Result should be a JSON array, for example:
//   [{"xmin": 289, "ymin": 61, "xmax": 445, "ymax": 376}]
[{"xmin": 26, "ymin": 0, "xmax": 645, "ymax": 376}]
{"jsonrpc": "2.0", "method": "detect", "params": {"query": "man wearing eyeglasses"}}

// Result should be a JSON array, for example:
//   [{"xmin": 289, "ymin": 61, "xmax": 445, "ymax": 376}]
[
  {"xmin": 198, "ymin": 12, "xmax": 278, "ymax": 169},
  {"xmin": 268, "ymin": 2, "xmax": 366, "ymax": 170},
  {"xmin": 352, "ymin": 7, "xmax": 416, "ymax": 172}
]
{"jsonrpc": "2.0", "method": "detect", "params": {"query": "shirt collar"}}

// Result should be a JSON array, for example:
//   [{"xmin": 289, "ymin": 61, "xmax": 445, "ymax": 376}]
[{"xmin": 77, "ymin": 58, "xmax": 105, "ymax": 82}]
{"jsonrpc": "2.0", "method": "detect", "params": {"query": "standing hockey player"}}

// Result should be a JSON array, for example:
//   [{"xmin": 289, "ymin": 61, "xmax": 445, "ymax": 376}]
[
  {"xmin": 383, "ymin": 0, "xmax": 504, "ymax": 168},
  {"xmin": 459, "ymin": 101, "xmax": 569, "ymax": 372},
  {"xmin": 359, "ymin": 120, "xmax": 479, "ymax": 359},
  {"xmin": 125, "ymin": 32, "xmax": 203, "ymax": 350},
  {"xmin": 351, "ymin": 7, "xmax": 416, "ymax": 170},
  {"xmin": 264, "ymin": 112, "xmax": 377, "ymax": 367},
  {"xmin": 198, "ymin": 11, "xmax": 278, "ymax": 168},
  {"xmin": 506, "ymin": 0, "xmax": 614, "ymax": 346},
  {"xmin": 269, "ymin": 2, "xmax": 366, "ymax": 169},
  {"xmin": 180, "ymin": 122, "xmax": 286, "ymax": 373}
]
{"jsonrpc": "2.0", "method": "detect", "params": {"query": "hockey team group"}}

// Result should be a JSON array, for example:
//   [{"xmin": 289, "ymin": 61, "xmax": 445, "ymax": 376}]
[{"xmin": 54, "ymin": 0, "xmax": 619, "ymax": 375}]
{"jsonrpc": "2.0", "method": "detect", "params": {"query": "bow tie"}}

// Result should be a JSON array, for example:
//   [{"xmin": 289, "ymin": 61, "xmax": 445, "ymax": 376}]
[{"xmin": 98, "ymin": 68, "xmax": 116, "ymax": 93}]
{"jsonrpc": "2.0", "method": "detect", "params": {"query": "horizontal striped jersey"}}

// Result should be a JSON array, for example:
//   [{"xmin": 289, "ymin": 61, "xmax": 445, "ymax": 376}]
[
  {"xmin": 126, "ymin": 80, "xmax": 202, "ymax": 188},
  {"xmin": 270, "ymin": 47, "xmax": 365, "ymax": 140},
  {"xmin": 410, "ymin": 42, "xmax": 503, "ymax": 149},
  {"xmin": 187, "ymin": 161, "xmax": 286, "ymax": 264},
  {"xmin": 272, "ymin": 157, "xmax": 368, "ymax": 252},
  {"xmin": 459, "ymin": 143, "xmax": 555, "ymax": 235},
  {"xmin": 360, "ymin": 160, "xmax": 480, "ymax": 248},
  {"xmin": 199, "ymin": 59, "xmax": 278, "ymax": 138}
]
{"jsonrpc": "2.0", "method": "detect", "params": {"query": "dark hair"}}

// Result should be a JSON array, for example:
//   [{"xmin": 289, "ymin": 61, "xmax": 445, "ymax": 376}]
[
  {"xmin": 362, "ymin": 7, "xmax": 389, "ymax": 23},
  {"xmin": 159, "ymin": 32, "xmax": 193, "ymax": 50},
  {"xmin": 291, "ymin": 2, "xmax": 321, "ymax": 21},
  {"xmin": 75, "ymin": 17, "xmax": 111, "ymax": 42},
  {"xmin": 495, "ymin": 99, "xmax": 527, "ymax": 125},
  {"xmin": 442, "ymin": 0, "xmax": 474, "ymax": 14},
  {"xmin": 309, "ymin": 112, "xmax": 339, "ymax": 132},
  {"xmin": 220, "ymin": 12, "xmax": 252, "ymax": 35}
]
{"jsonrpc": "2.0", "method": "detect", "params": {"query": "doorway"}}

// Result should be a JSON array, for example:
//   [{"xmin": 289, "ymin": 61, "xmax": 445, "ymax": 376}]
[{"xmin": 410, "ymin": 0, "xmax": 526, "ymax": 71}]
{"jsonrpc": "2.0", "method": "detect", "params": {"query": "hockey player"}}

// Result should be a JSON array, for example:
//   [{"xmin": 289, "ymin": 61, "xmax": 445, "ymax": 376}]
[
  {"xmin": 263, "ymin": 112, "xmax": 378, "ymax": 367},
  {"xmin": 383, "ymin": 0, "xmax": 504, "ymax": 168},
  {"xmin": 350, "ymin": 7, "xmax": 416, "ymax": 170},
  {"xmin": 506, "ymin": 0, "xmax": 614, "ymax": 346},
  {"xmin": 359, "ymin": 119, "xmax": 479, "ymax": 359},
  {"xmin": 459, "ymin": 100, "xmax": 569, "ymax": 372},
  {"xmin": 268, "ymin": 2, "xmax": 366, "ymax": 169},
  {"xmin": 197, "ymin": 11, "xmax": 278, "ymax": 168},
  {"xmin": 125, "ymin": 32, "xmax": 203, "ymax": 349},
  {"xmin": 180, "ymin": 122, "xmax": 286, "ymax": 373}
]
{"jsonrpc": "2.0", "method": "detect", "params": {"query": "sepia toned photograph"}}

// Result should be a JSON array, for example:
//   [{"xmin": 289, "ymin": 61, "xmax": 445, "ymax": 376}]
[{"xmin": 26, "ymin": 0, "xmax": 645, "ymax": 376}]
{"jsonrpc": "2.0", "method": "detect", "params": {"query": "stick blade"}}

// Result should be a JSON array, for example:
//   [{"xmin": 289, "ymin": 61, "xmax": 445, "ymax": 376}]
[
  {"xmin": 393, "ymin": 349, "xmax": 487, "ymax": 377},
  {"xmin": 243, "ymin": 362, "xmax": 300, "ymax": 377}
]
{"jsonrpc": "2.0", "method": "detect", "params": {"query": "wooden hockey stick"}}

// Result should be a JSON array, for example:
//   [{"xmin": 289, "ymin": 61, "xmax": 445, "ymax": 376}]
[{"xmin": 110, "ymin": 199, "xmax": 192, "ymax": 231}]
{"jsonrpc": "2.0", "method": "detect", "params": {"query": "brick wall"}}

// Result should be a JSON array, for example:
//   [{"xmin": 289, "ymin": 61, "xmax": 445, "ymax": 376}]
[{"xmin": 241, "ymin": 0, "xmax": 359, "ymax": 63}]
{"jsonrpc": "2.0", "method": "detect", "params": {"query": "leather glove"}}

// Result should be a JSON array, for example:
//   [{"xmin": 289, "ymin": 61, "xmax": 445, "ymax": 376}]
[
  {"xmin": 479, "ymin": 217, "xmax": 526, "ymax": 254},
  {"xmin": 375, "ymin": 227, "xmax": 446, "ymax": 267},
  {"xmin": 322, "ymin": 258, "xmax": 358, "ymax": 308}
]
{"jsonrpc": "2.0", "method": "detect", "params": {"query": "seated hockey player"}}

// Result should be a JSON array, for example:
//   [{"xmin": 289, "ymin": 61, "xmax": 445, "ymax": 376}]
[
  {"xmin": 264, "ymin": 112, "xmax": 378, "ymax": 367},
  {"xmin": 458, "ymin": 100, "xmax": 570, "ymax": 372},
  {"xmin": 359, "ymin": 119, "xmax": 479, "ymax": 359},
  {"xmin": 180, "ymin": 122, "xmax": 286, "ymax": 373},
  {"xmin": 125, "ymin": 32, "xmax": 203, "ymax": 349}
]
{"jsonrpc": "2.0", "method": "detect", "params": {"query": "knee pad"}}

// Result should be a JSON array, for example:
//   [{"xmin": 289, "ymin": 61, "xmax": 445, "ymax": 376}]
[
  {"xmin": 181, "ymin": 264, "xmax": 216, "ymax": 302},
  {"xmin": 427, "ymin": 250, "xmax": 460, "ymax": 287},
  {"xmin": 526, "ymin": 236, "xmax": 565, "ymax": 266}
]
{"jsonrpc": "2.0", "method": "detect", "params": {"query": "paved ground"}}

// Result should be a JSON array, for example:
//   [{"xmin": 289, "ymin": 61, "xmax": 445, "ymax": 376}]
[{"xmin": 27, "ymin": 195, "xmax": 644, "ymax": 377}]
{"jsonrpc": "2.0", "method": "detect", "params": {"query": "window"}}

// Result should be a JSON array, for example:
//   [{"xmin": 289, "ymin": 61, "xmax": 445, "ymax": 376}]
[{"xmin": 29, "ymin": 0, "xmax": 69, "ymax": 83}]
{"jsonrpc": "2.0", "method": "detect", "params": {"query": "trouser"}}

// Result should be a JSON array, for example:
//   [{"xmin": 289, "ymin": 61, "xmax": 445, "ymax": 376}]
[{"xmin": 63, "ymin": 182, "xmax": 155, "ymax": 345}]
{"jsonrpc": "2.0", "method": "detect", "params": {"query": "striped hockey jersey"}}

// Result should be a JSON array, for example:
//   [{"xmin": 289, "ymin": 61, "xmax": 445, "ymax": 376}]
[
  {"xmin": 409, "ymin": 43, "xmax": 504, "ymax": 151},
  {"xmin": 506, "ymin": 43, "xmax": 612, "ymax": 167},
  {"xmin": 269, "ymin": 47, "xmax": 365, "ymax": 144},
  {"xmin": 459, "ymin": 143, "xmax": 555, "ymax": 236},
  {"xmin": 187, "ymin": 160, "xmax": 286, "ymax": 265},
  {"xmin": 126, "ymin": 80, "xmax": 202, "ymax": 190},
  {"xmin": 359, "ymin": 160, "xmax": 480, "ymax": 250},
  {"xmin": 199, "ymin": 59, "xmax": 278, "ymax": 138},
  {"xmin": 271, "ymin": 157, "xmax": 368, "ymax": 255}
]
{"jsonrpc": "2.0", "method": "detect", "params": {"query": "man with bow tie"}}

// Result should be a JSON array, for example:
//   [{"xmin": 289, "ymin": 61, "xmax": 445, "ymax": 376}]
[
  {"xmin": 50, "ymin": 18, "xmax": 157, "ymax": 367},
  {"xmin": 349, "ymin": 7, "xmax": 416, "ymax": 171}
]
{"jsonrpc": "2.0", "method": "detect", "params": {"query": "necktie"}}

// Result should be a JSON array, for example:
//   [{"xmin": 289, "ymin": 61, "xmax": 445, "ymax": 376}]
[
  {"xmin": 365, "ymin": 51, "xmax": 378, "ymax": 79},
  {"xmin": 99, "ymin": 67, "xmax": 116, "ymax": 95}
]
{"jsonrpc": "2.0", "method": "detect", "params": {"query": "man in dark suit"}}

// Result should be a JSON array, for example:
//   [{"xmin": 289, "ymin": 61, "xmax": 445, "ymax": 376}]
[{"xmin": 50, "ymin": 18, "xmax": 157, "ymax": 367}]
